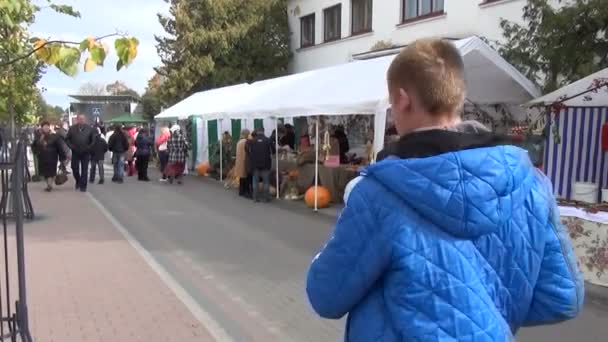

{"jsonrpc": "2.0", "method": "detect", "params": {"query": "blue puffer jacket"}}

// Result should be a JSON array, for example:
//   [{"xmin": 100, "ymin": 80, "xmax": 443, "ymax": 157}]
[{"xmin": 306, "ymin": 140, "xmax": 584, "ymax": 341}]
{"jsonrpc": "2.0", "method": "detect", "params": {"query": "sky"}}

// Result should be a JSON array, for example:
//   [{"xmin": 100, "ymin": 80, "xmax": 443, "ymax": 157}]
[{"xmin": 31, "ymin": 0, "xmax": 170, "ymax": 107}]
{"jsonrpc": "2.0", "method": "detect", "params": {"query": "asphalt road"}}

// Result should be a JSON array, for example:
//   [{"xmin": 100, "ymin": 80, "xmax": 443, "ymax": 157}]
[{"xmin": 89, "ymin": 171, "xmax": 608, "ymax": 341}]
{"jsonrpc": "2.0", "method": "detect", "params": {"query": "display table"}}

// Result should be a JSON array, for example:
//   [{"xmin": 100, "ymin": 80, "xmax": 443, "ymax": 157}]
[
  {"xmin": 559, "ymin": 206, "xmax": 608, "ymax": 287},
  {"xmin": 273, "ymin": 158, "xmax": 359, "ymax": 203}
]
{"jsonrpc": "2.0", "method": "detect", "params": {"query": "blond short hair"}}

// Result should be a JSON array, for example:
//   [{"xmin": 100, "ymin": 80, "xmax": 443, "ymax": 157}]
[{"xmin": 387, "ymin": 38, "xmax": 466, "ymax": 115}]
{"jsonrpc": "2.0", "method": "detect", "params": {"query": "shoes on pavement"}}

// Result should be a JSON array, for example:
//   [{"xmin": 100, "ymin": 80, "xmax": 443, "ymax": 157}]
[
  {"xmin": 98, "ymin": 179, "xmax": 104, "ymax": 185},
  {"xmin": 117, "ymin": 179, "xmax": 124, "ymax": 184},
  {"xmin": 143, "ymin": 178, "xmax": 151, "ymax": 182},
  {"xmin": 44, "ymin": 186, "xmax": 52, "ymax": 192},
  {"xmin": 159, "ymin": 178, "xmax": 167, "ymax": 182},
  {"xmin": 80, "ymin": 188, "xmax": 87, "ymax": 192}
]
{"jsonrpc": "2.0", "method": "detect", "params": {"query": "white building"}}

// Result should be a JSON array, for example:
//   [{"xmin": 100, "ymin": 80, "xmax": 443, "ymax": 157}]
[{"xmin": 288, "ymin": 0, "xmax": 529, "ymax": 73}]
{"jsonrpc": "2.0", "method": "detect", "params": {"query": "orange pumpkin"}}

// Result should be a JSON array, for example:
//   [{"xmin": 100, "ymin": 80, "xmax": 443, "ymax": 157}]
[
  {"xmin": 304, "ymin": 186, "xmax": 332, "ymax": 208},
  {"xmin": 196, "ymin": 162, "xmax": 210, "ymax": 176}
]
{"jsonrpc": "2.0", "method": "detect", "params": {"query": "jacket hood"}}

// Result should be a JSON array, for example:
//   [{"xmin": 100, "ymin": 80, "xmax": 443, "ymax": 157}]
[{"xmin": 367, "ymin": 128, "xmax": 536, "ymax": 239}]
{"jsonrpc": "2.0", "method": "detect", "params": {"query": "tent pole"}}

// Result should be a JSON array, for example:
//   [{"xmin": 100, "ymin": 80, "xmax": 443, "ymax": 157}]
[
  {"xmin": 314, "ymin": 116, "xmax": 319, "ymax": 212},
  {"xmin": 275, "ymin": 118, "xmax": 280, "ymax": 199},
  {"xmin": 219, "ymin": 118, "xmax": 223, "ymax": 182}
]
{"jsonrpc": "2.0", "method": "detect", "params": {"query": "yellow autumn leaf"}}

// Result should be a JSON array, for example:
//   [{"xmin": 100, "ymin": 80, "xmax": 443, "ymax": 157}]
[
  {"xmin": 128, "ymin": 40, "xmax": 138, "ymax": 61},
  {"xmin": 84, "ymin": 58, "xmax": 96, "ymax": 72},
  {"xmin": 33, "ymin": 39, "xmax": 48, "ymax": 59},
  {"xmin": 86, "ymin": 36, "xmax": 96, "ymax": 49}
]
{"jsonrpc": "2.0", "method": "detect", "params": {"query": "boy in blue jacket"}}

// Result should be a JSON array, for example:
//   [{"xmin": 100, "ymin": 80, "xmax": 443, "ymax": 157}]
[{"xmin": 306, "ymin": 38, "xmax": 584, "ymax": 341}]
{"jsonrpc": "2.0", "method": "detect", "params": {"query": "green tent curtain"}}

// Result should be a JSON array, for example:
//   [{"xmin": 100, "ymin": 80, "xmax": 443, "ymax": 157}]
[
  {"xmin": 254, "ymin": 119, "xmax": 264, "ymax": 130},
  {"xmin": 208, "ymin": 119, "xmax": 218, "ymax": 164},
  {"xmin": 231, "ymin": 119, "xmax": 241, "ymax": 154},
  {"xmin": 191, "ymin": 116, "xmax": 197, "ymax": 167}
]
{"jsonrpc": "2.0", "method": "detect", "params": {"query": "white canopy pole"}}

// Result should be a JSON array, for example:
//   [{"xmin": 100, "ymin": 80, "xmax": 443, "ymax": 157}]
[
  {"xmin": 314, "ymin": 116, "xmax": 319, "ymax": 212},
  {"xmin": 219, "ymin": 118, "xmax": 223, "ymax": 182},
  {"xmin": 275, "ymin": 118, "xmax": 279, "ymax": 199}
]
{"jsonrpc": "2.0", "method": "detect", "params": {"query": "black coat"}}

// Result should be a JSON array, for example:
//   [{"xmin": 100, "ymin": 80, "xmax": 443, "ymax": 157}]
[
  {"xmin": 66, "ymin": 124, "xmax": 95, "ymax": 154},
  {"xmin": 90, "ymin": 135, "xmax": 108, "ymax": 161},
  {"xmin": 108, "ymin": 130, "xmax": 129, "ymax": 154},
  {"xmin": 32, "ymin": 133, "xmax": 66, "ymax": 178},
  {"xmin": 247, "ymin": 135, "xmax": 273, "ymax": 170}
]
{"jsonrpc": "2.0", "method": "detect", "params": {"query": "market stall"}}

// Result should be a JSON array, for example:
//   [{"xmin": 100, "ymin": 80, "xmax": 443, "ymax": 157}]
[
  {"xmin": 528, "ymin": 68, "xmax": 608, "ymax": 201},
  {"xmin": 155, "ymin": 36, "xmax": 539, "ymax": 210},
  {"xmin": 212, "ymin": 36, "xmax": 539, "ymax": 209}
]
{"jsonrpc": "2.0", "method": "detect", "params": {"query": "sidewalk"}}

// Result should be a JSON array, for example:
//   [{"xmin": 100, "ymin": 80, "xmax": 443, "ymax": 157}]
[{"xmin": 14, "ymin": 183, "xmax": 215, "ymax": 342}]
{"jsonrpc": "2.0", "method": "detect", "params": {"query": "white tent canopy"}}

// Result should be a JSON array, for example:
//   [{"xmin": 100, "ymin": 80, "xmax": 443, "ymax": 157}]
[
  {"xmin": 528, "ymin": 67, "xmax": 608, "ymax": 107},
  {"xmin": 155, "ymin": 83, "xmax": 249, "ymax": 120},
  {"xmin": 213, "ymin": 36, "xmax": 540, "ymax": 120}
]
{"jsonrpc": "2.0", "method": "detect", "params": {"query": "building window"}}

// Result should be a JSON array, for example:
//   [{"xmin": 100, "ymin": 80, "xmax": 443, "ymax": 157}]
[
  {"xmin": 300, "ymin": 14, "xmax": 315, "ymax": 48},
  {"xmin": 324, "ymin": 4, "xmax": 342, "ymax": 42},
  {"xmin": 352, "ymin": 0, "xmax": 373, "ymax": 35},
  {"xmin": 402, "ymin": 0, "xmax": 444, "ymax": 22}
]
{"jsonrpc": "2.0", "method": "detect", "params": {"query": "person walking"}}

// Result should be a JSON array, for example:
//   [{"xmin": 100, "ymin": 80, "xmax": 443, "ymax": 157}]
[
  {"xmin": 125, "ymin": 126, "xmax": 137, "ymax": 177},
  {"xmin": 108, "ymin": 125, "xmax": 129, "ymax": 183},
  {"xmin": 65, "ymin": 114, "xmax": 95, "ymax": 192},
  {"xmin": 135, "ymin": 128, "xmax": 153, "ymax": 182},
  {"xmin": 306, "ymin": 38, "xmax": 583, "ymax": 341},
  {"xmin": 89, "ymin": 129, "xmax": 108, "ymax": 184},
  {"xmin": 235, "ymin": 129, "xmax": 251, "ymax": 198},
  {"xmin": 31, "ymin": 122, "xmax": 67, "ymax": 192},
  {"xmin": 156, "ymin": 127, "xmax": 171, "ymax": 182},
  {"xmin": 248, "ymin": 128, "xmax": 273, "ymax": 203},
  {"xmin": 166, "ymin": 125, "xmax": 188, "ymax": 184}
]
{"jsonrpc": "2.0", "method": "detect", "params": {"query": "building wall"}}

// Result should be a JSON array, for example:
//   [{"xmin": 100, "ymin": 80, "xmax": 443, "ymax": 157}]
[{"xmin": 288, "ymin": 0, "xmax": 529, "ymax": 73}]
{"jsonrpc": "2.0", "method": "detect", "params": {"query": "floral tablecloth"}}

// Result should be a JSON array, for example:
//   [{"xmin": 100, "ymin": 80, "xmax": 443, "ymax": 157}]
[{"xmin": 559, "ymin": 206, "xmax": 608, "ymax": 287}]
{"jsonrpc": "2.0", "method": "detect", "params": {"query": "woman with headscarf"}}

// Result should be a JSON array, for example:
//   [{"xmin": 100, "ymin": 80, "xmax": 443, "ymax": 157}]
[
  {"xmin": 31, "ymin": 121, "xmax": 68, "ymax": 192},
  {"xmin": 166, "ymin": 124, "xmax": 189, "ymax": 184}
]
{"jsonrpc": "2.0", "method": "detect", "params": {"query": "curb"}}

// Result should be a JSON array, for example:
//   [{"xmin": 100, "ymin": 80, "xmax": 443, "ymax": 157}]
[{"xmin": 585, "ymin": 282, "xmax": 608, "ymax": 306}]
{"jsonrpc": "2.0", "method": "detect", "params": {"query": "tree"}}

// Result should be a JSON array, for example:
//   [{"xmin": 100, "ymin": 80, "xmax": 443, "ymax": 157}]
[
  {"xmin": 155, "ymin": 0, "xmax": 291, "ymax": 106},
  {"xmin": 498, "ymin": 0, "xmax": 608, "ymax": 92},
  {"xmin": 106, "ymin": 80, "xmax": 139, "ymax": 98},
  {"xmin": 78, "ymin": 82, "xmax": 107, "ymax": 95},
  {"xmin": 141, "ymin": 74, "xmax": 163, "ymax": 120},
  {"xmin": 0, "ymin": 0, "xmax": 141, "ymax": 133},
  {"xmin": 34, "ymin": 91, "xmax": 64, "ymax": 123}
]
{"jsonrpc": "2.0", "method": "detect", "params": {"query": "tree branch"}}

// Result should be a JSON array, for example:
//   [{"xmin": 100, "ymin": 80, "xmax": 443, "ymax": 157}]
[{"xmin": 0, "ymin": 32, "xmax": 123, "ymax": 68}]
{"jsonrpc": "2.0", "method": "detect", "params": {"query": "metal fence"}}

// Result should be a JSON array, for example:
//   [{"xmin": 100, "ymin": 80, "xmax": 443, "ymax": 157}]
[{"xmin": 0, "ymin": 140, "xmax": 33, "ymax": 342}]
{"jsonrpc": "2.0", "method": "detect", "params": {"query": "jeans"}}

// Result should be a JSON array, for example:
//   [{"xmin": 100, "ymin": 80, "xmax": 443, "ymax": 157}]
[
  {"xmin": 252, "ymin": 169, "xmax": 271, "ymax": 202},
  {"xmin": 71, "ymin": 152, "xmax": 90, "ymax": 190},
  {"xmin": 136, "ymin": 155, "xmax": 150, "ymax": 180},
  {"xmin": 112, "ymin": 153, "xmax": 125, "ymax": 180},
  {"xmin": 89, "ymin": 159, "xmax": 104, "ymax": 181},
  {"xmin": 158, "ymin": 150, "xmax": 169, "ymax": 178}
]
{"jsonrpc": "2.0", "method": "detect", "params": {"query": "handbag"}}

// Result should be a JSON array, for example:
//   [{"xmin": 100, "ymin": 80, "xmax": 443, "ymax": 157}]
[{"xmin": 55, "ymin": 164, "xmax": 68, "ymax": 186}]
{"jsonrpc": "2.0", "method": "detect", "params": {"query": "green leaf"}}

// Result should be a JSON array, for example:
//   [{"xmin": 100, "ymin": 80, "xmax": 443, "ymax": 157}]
[
  {"xmin": 47, "ymin": 44, "xmax": 62, "ymax": 64},
  {"xmin": 49, "ymin": 4, "xmax": 81, "ymax": 18},
  {"xmin": 79, "ymin": 39, "xmax": 89, "ymax": 52},
  {"xmin": 55, "ymin": 46, "xmax": 81, "ymax": 77},
  {"xmin": 89, "ymin": 45, "xmax": 107, "ymax": 66}
]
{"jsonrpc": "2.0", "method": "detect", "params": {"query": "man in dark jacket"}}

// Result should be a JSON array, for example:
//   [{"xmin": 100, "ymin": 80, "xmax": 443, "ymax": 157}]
[
  {"xmin": 66, "ymin": 114, "xmax": 95, "ymax": 192},
  {"xmin": 135, "ymin": 129, "xmax": 153, "ymax": 181},
  {"xmin": 247, "ymin": 128, "xmax": 273, "ymax": 202},
  {"xmin": 108, "ymin": 125, "xmax": 129, "ymax": 183},
  {"xmin": 89, "ymin": 130, "xmax": 108, "ymax": 184}
]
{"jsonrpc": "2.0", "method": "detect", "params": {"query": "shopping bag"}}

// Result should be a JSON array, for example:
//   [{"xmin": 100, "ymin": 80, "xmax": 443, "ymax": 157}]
[{"xmin": 55, "ymin": 164, "xmax": 68, "ymax": 186}]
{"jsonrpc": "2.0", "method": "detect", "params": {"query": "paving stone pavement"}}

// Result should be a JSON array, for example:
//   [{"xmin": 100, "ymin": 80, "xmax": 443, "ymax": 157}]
[{"xmin": 10, "ymin": 182, "xmax": 215, "ymax": 342}]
